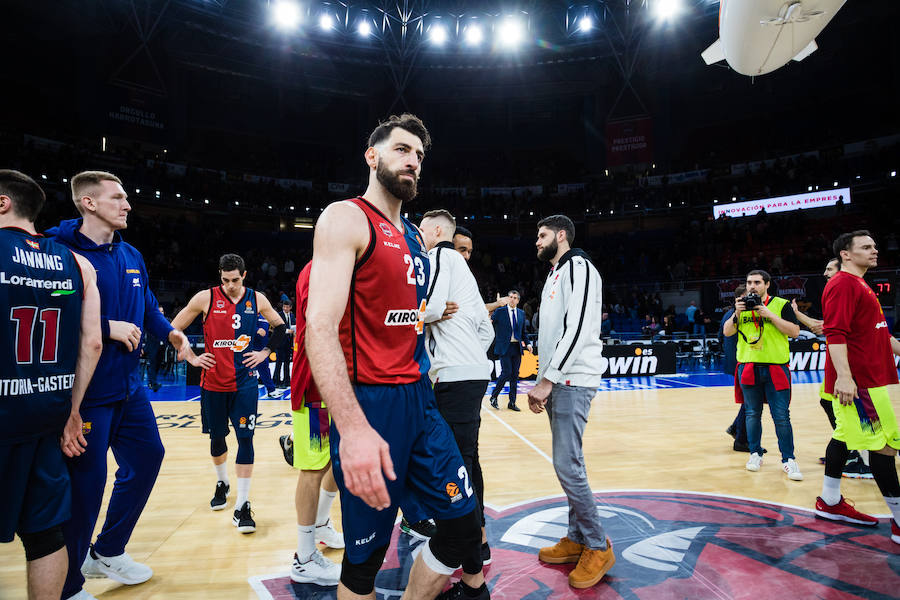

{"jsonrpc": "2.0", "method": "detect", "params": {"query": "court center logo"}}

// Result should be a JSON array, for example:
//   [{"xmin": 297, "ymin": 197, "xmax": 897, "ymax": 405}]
[{"xmin": 250, "ymin": 491, "xmax": 900, "ymax": 600}]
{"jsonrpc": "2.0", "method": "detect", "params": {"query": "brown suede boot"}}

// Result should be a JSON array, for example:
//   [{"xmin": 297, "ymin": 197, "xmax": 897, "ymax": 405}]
[
  {"xmin": 568, "ymin": 538, "xmax": 615, "ymax": 589},
  {"xmin": 538, "ymin": 536, "xmax": 584, "ymax": 564}
]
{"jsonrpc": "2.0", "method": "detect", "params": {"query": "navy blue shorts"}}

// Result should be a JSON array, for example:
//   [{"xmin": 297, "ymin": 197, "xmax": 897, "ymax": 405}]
[
  {"xmin": 0, "ymin": 435, "xmax": 71, "ymax": 543},
  {"xmin": 200, "ymin": 385, "xmax": 258, "ymax": 439},
  {"xmin": 331, "ymin": 377, "xmax": 477, "ymax": 563}
]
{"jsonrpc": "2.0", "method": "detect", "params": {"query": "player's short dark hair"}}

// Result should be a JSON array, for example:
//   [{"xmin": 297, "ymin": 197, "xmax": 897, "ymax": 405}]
[
  {"xmin": 747, "ymin": 269, "xmax": 771, "ymax": 284},
  {"xmin": 0, "ymin": 170, "xmax": 45, "ymax": 221},
  {"xmin": 218, "ymin": 253, "xmax": 245, "ymax": 273},
  {"xmin": 508, "ymin": 289, "xmax": 520, "ymax": 297},
  {"xmin": 454, "ymin": 225, "xmax": 473, "ymax": 240},
  {"xmin": 832, "ymin": 230, "xmax": 872, "ymax": 260},
  {"xmin": 367, "ymin": 114, "xmax": 432, "ymax": 151},
  {"xmin": 537, "ymin": 214, "xmax": 575, "ymax": 245},
  {"xmin": 733, "ymin": 285, "xmax": 746, "ymax": 299},
  {"xmin": 422, "ymin": 209, "xmax": 455, "ymax": 227}
]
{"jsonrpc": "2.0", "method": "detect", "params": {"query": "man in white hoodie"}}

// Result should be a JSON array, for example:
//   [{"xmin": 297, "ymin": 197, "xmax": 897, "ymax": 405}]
[
  {"xmin": 419, "ymin": 209, "xmax": 494, "ymax": 599},
  {"xmin": 527, "ymin": 214, "xmax": 614, "ymax": 590}
]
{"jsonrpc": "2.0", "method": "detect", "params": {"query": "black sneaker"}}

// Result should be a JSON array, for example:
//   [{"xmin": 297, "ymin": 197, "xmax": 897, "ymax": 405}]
[
  {"xmin": 400, "ymin": 516, "xmax": 436, "ymax": 540},
  {"xmin": 481, "ymin": 542, "xmax": 492, "ymax": 566},
  {"xmin": 210, "ymin": 481, "xmax": 229, "ymax": 511},
  {"xmin": 233, "ymin": 501, "xmax": 256, "ymax": 533},
  {"xmin": 279, "ymin": 434, "xmax": 294, "ymax": 466},
  {"xmin": 436, "ymin": 581, "xmax": 490, "ymax": 600},
  {"xmin": 842, "ymin": 458, "xmax": 874, "ymax": 479},
  {"xmin": 725, "ymin": 425, "xmax": 736, "ymax": 439}
]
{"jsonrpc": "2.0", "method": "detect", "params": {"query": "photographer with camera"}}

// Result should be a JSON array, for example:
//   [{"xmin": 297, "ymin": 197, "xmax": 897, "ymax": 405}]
[{"xmin": 723, "ymin": 269, "xmax": 802, "ymax": 480}]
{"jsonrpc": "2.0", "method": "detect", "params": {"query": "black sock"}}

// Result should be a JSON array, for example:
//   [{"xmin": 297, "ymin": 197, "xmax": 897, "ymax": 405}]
[
  {"xmin": 824, "ymin": 438, "xmax": 850, "ymax": 479},
  {"xmin": 461, "ymin": 582, "xmax": 487, "ymax": 598},
  {"xmin": 868, "ymin": 452, "xmax": 900, "ymax": 497}
]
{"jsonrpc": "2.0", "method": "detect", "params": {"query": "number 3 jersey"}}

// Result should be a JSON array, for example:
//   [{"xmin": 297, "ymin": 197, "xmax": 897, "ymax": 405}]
[
  {"xmin": 1, "ymin": 227, "xmax": 85, "ymax": 442},
  {"xmin": 201, "ymin": 286, "xmax": 259, "ymax": 392},
  {"xmin": 338, "ymin": 197, "xmax": 430, "ymax": 385}
]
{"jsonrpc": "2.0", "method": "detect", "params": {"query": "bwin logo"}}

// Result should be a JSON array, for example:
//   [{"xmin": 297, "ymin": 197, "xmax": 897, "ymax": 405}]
[{"xmin": 384, "ymin": 309, "xmax": 419, "ymax": 326}]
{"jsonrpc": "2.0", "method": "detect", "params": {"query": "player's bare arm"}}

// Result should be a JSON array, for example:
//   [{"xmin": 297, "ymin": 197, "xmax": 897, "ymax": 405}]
[
  {"xmin": 242, "ymin": 293, "xmax": 285, "ymax": 368},
  {"xmin": 827, "ymin": 343, "xmax": 857, "ymax": 406},
  {"xmin": 306, "ymin": 200, "xmax": 396, "ymax": 510},
  {"xmin": 62, "ymin": 254, "xmax": 103, "ymax": 458},
  {"xmin": 791, "ymin": 299, "xmax": 824, "ymax": 335},
  {"xmin": 170, "ymin": 289, "xmax": 216, "ymax": 370}
]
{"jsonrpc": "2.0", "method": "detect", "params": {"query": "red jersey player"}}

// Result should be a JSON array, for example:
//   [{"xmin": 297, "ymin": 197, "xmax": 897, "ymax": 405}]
[
  {"xmin": 819, "ymin": 230, "xmax": 900, "ymax": 544},
  {"xmin": 171, "ymin": 253, "xmax": 285, "ymax": 533},
  {"xmin": 306, "ymin": 114, "xmax": 488, "ymax": 599}
]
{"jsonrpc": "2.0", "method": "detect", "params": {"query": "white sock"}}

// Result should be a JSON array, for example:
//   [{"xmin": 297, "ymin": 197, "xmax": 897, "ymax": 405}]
[
  {"xmin": 820, "ymin": 476, "xmax": 842, "ymax": 506},
  {"xmin": 859, "ymin": 449, "xmax": 870, "ymax": 466},
  {"xmin": 215, "ymin": 463, "xmax": 229, "ymax": 486},
  {"xmin": 236, "ymin": 477, "xmax": 251, "ymax": 507},
  {"xmin": 297, "ymin": 524, "xmax": 316, "ymax": 562},
  {"xmin": 316, "ymin": 489, "xmax": 337, "ymax": 527},
  {"xmin": 885, "ymin": 496, "xmax": 900, "ymax": 525}
]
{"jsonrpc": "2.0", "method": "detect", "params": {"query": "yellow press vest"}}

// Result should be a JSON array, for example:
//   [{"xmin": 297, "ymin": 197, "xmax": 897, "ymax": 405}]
[{"xmin": 735, "ymin": 295, "xmax": 790, "ymax": 364}]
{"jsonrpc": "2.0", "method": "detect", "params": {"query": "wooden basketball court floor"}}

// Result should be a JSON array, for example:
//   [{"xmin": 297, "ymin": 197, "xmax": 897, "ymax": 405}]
[{"xmin": 1, "ymin": 379, "xmax": 898, "ymax": 599}]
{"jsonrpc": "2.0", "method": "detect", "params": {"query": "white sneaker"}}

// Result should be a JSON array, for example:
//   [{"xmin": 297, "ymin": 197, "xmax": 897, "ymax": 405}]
[
  {"xmin": 84, "ymin": 548, "xmax": 153, "ymax": 585},
  {"xmin": 746, "ymin": 453, "xmax": 763, "ymax": 472},
  {"xmin": 67, "ymin": 590, "xmax": 99, "ymax": 600},
  {"xmin": 315, "ymin": 519, "xmax": 345, "ymax": 549},
  {"xmin": 81, "ymin": 551, "xmax": 105, "ymax": 579},
  {"xmin": 290, "ymin": 550, "xmax": 341, "ymax": 586},
  {"xmin": 783, "ymin": 458, "xmax": 803, "ymax": 481}
]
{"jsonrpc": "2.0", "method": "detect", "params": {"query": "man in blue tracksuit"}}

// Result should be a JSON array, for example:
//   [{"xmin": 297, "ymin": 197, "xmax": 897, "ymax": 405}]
[
  {"xmin": 255, "ymin": 314, "xmax": 283, "ymax": 399},
  {"xmin": 47, "ymin": 171, "xmax": 197, "ymax": 600}
]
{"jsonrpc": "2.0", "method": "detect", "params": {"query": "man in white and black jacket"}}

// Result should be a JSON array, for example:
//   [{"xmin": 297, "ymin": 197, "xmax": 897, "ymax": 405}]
[
  {"xmin": 527, "ymin": 214, "xmax": 614, "ymax": 590},
  {"xmin": 419, "ymin": 209, "xmax": 495, "ymax": 596}
]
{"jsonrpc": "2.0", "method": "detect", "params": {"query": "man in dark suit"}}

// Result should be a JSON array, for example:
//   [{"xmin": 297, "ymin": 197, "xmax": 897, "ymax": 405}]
[
  {"xmin": 489, "ymin": 290, "xmax": 530, "ymax": 411},
  {"xmin": 275, "ymin": 299, "xmax": 295, "ymax": 387}
]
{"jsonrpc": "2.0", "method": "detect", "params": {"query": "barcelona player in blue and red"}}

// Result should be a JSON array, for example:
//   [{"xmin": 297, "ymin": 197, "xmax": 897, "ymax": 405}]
[
  {"xmin": 0, "ymin": 170, "xmax": 102, "ymax": 600},
  {"xmin": 306, "ymin": 115, "xmax": 489, "ymax": 599},
  {"xmin": 171, "ymin": 254, "xmax": 286, "ymax": 533}
]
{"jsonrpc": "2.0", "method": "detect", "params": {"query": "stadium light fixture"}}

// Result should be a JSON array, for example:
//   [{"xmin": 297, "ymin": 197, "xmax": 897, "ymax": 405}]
[
  {"xmin": 290, "ymin": 205, "xmax": 295, "ymax": 210},
  {"xmin": 464, "ymin": 24, "xmax": 483, "ymax": 46},
  {"xmin": 176, "ymin": 193, "xmax": 181, "ymax": 198},
  {"xmin": 808, "ymin": 185, "xmax": 813, "ymax": 191},
  {"xmin": 319, "ymin": 13, "xmax": 334, "ymax": 32},
  {"xmin": 135, "ymin": 188, "xmax": 141, "ymax": 194},
  {"xmin": 833, "ymin": 181, "xmax": 838, "ymax": 187},
  {"xmin": 358, "ymin": 20, "xmax": 372, "ymax": 37},
  {"xmin": 430, "ymin": 24, "xmax": 448, "ymax": 45},
  {"xmin": 497, "ymin": 17, "xmax": 525, "ymax": 48},
  {"xmin": 579, "ymin": 16, "xmax": 592, "ymax": 33},
  {"xmin": 892, "ymin": 170, "xmax": 897, "ymax": 177},
  {"xmin": 234, "ymin": 201, "xmax": 239, "ymax": 206},
  {"xmin": 272, "ymin": 1, "xmax": 301, "ymax": 30},
  {"xmin": 204, "ymin": 199, "xmax": 209, "ymax": 204},
  {"xmin": 655, "ymin": 0, "xmax": 682, "ymax": 21}
]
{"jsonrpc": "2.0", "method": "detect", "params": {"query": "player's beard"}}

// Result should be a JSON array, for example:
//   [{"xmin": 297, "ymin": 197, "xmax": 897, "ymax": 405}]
[
  {"xmin": 376, "ymin": 161, "xmax": 418, "ymax": 203},
  {"xmin": 538, "ymin": 239, "xmax": 558, "ymax": 262}
]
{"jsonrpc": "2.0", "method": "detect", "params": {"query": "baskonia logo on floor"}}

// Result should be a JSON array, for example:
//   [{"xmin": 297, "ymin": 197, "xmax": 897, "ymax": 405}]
[{"xmin": 250, "ymin": 491, "xmax": 900, "ymax": 600}]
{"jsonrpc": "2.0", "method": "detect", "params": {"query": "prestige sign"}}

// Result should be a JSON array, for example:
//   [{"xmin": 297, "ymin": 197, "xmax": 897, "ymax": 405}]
[{"xmin": 713, "ymin": 188, "xmax": 850, "ymax": 219}]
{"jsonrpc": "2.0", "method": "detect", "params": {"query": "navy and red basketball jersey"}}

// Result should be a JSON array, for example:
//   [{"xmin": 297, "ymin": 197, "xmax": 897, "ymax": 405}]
[
  {"xmin": 290, "ymin": 262, "xmax": 318, "ymax": 411},
  {"xmin": 201, "ymin": 286, "xmax": 259, "ymax": 392},
  {"xmin": 337, "ymin": 197, "xmax": 430, "ymax": 385},
  {"xmin": 1, "ymin": 227, "xmax": 85, "ymax": 443}
]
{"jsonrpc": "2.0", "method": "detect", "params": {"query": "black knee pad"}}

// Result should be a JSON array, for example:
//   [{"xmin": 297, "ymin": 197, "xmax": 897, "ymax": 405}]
[
  {"xmin": 236, "ymin": 436, "xmax": 254, "ymax": 464},
  {"xmin": 340, "ymin": 544, "xmax": 389, "ymax": 595},
  {"xmin": 19, "ymin": 526, "xmax": 65, "ymax": 561},
  {"xmin": 429, "ymin": 509, "xmax": 482, "ymax": 572},
  {"xmin": 210, "ymin": 437, "xmax": 227, "ymax": 457}
]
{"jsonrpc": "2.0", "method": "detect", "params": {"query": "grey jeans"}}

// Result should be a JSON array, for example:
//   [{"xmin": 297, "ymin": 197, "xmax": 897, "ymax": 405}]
[{"xmin": 546, "ymin": 383, "xmax": 606, "ymax": 549}]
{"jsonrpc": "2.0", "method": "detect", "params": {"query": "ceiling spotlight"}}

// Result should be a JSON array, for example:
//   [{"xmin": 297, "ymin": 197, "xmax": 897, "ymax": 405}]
[
  {"xmin": 319, "ymin": 13, "xmax": 334, "ymax": 31},
  {"xmin": 655, "ymin": 0, "xmax": 683, "ymax": 20},
  {"xmin": 497, "ymin": 17, "xmax": 525, "ymax": 48},
  {"xmin": 358, "ymin": 20, "xmax": 372, "ymax": 37},
  {"xmin": 464, "ymin": 24, "xmax": 483, "ymax": 46},
  {"xmin": 579, "ymin": 16, "xmax": 592, "ymax": 32},
  {"xmin": 272, "ymin": 1, "xmax": 301, "ymax": 30},
  {"xmin": 430, "ymin": 24, "xmax": 448, "ymax": 45}
]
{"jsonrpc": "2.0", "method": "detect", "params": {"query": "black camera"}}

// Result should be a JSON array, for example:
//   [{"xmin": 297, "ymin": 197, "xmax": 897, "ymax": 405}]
[{"xmin": 743, "ymin": 292, "xmax": 761, "ymax": 310}]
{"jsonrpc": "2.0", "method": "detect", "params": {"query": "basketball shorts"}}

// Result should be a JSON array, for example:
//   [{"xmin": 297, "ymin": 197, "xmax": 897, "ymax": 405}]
[
  {"xmin": 292, "ymin": 400, "xmax": 331, "ymax": 471},
  {"xmin": 201, "ymin": 384, "xmax": 258, "ymax": 439},
  {"xmin": 0, "ymin": 435, "xmax": 71, "ymax": 543},
  {"xmin": 331, "ymin": 377, "xmax": 476, "ymax": 563},
  {"xmin": 828, "ymin": 386, "xmax": 900, "ymax": 451}
]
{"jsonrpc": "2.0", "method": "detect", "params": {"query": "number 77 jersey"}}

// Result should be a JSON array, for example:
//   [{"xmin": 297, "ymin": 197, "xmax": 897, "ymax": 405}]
[
  {"xmin": 201, "ymin": 286, "xmax": 259, "ymax": 392},
  {"xmin": 336, "ymin": 196, "xmax": 430, "ymax": 385},
  {"xmin": 1, "ymin": 227, "xmax": 85, "ymax": 443}
]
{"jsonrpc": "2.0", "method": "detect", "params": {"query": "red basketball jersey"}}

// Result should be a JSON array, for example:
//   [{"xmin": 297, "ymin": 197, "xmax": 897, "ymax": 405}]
[
  {"xmin": 291, "ymin": 262, "xmax": 319, "ymax": 411},
  {"xmin": 201, "ymin": 286, "xmax": 259, "ymax": 392},
  {"xmin": 335, "ymin": 197, "xmax": 430, "ymax": 385}
]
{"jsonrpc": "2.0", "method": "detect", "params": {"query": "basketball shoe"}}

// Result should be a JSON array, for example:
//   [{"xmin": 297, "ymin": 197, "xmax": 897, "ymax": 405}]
[
  {"xmin": 814, "ymin": 496, "xmax": 878, "ymax": 526},
  {"xmin": 290, "ymin": 550, "xmax": 340, "ymax": 586}
]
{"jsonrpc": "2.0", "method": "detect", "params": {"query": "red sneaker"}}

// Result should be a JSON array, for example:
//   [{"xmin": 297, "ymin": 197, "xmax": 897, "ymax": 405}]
[
  {"xmin": 814, "ymin": 496, "xmax": 878, "ymax": 527},
  {"xmin": 892, "ymin": 519, "xmax": 900, "ymax": 545}
]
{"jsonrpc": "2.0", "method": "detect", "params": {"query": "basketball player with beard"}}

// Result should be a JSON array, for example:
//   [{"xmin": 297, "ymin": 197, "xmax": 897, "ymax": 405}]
[{"xmin": 306, "ymin": 114, "xmax": 487, "ymax": 599}]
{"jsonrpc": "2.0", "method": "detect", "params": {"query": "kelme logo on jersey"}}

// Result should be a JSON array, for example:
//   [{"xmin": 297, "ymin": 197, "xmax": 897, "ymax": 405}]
[{"xmin": 212, "ymin": 334, "xmax": 252, "ymax": 352}]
